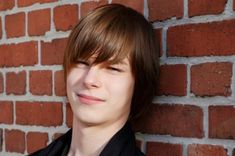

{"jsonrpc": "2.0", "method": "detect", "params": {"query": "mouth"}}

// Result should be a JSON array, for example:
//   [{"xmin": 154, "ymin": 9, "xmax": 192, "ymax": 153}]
[{"xmin": 76, "ymin": 93, "xmax": 105, "ymax": 105}]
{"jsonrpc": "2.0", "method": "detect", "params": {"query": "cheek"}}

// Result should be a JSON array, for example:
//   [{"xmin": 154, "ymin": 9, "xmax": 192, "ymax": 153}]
[
  {"xmin": 66, "ymin": 68, "xmax": 83, "ymax": 87},
  {"xmin": 108, "ymin": 76, "xmax": 135, "ymax": 100},
  {"xmin": 66, "ymin": 69, "xmax": 84, "ymax": 101}
]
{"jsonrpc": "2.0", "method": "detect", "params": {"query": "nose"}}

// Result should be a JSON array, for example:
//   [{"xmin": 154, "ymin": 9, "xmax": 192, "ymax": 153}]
[{"xmin": 83, "ymin": 66, "xmax": 101, "ymax": 89}]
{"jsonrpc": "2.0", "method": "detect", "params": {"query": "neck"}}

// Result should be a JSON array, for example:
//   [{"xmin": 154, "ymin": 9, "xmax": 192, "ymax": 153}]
[{"xmin": 68, "ymin": 117, "xmax": 127, "ymax": 156}]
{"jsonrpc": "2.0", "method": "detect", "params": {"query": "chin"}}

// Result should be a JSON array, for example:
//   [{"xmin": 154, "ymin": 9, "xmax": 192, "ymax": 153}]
[{"xmin": 73, "ymin": 111, "xmax": 107, "ymax": 127}]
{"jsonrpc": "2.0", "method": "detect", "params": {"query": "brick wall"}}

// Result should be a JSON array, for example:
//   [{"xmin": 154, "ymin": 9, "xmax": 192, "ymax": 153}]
[{"xmin": 0, "ymin": 0, "xmax": 235, "ymax": 155}]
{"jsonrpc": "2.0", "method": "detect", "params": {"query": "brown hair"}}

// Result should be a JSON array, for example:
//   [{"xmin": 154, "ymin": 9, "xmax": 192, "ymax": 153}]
[{"xmin": 63, "ymin": 4, "xmax": 159, "ymax": 119}]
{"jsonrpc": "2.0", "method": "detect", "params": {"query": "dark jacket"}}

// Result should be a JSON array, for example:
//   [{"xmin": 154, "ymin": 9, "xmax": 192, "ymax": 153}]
[{"xmin": 29, "ymin": 122, "xmax": 145, "ymax": 156}]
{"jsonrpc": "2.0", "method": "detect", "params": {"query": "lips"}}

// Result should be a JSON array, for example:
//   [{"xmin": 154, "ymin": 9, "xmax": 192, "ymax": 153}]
[{"xmin": 76, "ymin": 93, "xmax": 105, "ymax": 105}]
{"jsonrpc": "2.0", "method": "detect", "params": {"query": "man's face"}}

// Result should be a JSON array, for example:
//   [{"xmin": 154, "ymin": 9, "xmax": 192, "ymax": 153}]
[{"xmin": 66, "ymin": 56, "xmax": 135, "ymax": 127}]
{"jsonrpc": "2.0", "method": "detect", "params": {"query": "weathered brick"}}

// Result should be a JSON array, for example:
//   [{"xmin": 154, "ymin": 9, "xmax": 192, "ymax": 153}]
[
  {"xmin": 16, "ymin": 101, "xmax": 63, "ymax": 126},
  {"xmin": 191, "ymin": 62, "xmax": 232, "ymax": 96},
  {"xmin": 80, "ymin": 0, "xmax": 108, "ymax": 17},
  {"xmin": 55, "ymin": 70, "xmax": 66, "ymax": 96},
  {"xmin": 41, "ymin": 38, "xmax": 68, "ymax": 65},
  {"xmin": 0, "ymin": 101, "xmax": 13, "ymax": 124},
  {"xmin": 0, "ymin": 0, "xmax": 14, "ymax": 11},
  {"xmin": 0, "ymin": 73, "xmax": 3, "ymax": 93},
  {"xmin": 0, "ymin": 129, "xmax": 2, "ymax": 151},
  {"xmin": 148, "ymin": 0, "xmax": 183, "ymax": 21},
  {"xmin": 29, "ymin": 70, "xmax": 52, "ymax": 95},
  {"xmin": 189, "ymin": 0, "xmax": 226, "ymax": 17},
  {"xmin": 0, "ymin": 42, "xmax": 38, "ymax": 67},
  {"xmin": 147, "ymin": 142, "xmax": 183, "ymax": 156},
  {"xmin": 66, "ymin": 103, "xmax": 72, "ymax": 127},
  {"xmin": 6, "ymin": 71, "xmax": 26, "ymax": 95},
  {"xmin": 188, "ymin": 144, "xmax": 227, "ymax": 156},
  {"xmin": 27, "ymin": 132, "xmax": 48, "ymax": 154},
  {"xmin": 168, "ymin": 20, "xmax": 235, "ymax": 56},
  {"xmin": 5, "ymin": 12, "xmax": 25, "ymax": 38},
  {"xmin": 18, "ymin": 0, "xmax": 57, "ymax": 7},
  {"xmin": 157, "ymin": 64, "xmax": 187, "ymax": 96},
  {"xmin": 53, "ymin": 4, "xmax": 78, "ymax": 31},
  {"xmin": 209, "ymin": 106, "xmax": 235, "ymax": 139},
  {"xmin": 133, "ymin": 104, "xmax": 203, "ymax": 138},
  {"xmin": 112, "ymin": 0, "xmax": 144, "ymax": 14},
  {"xmin": 28, "ymin": 9, "xmax": 50, "ymax": 36},
  {"xmin": 5, "ymin": 129, "xmax": 25, "ymax": 153}
]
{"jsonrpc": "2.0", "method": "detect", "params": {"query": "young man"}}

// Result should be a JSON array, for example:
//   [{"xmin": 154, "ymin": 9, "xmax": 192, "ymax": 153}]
[{"xmin": 30, "ymin": 3, "xmax": 159, "ymax": 156}]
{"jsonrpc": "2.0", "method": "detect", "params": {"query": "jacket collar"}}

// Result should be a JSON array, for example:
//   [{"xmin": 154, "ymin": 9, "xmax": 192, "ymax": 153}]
[
  {"xmin": 99, "ymin": 122, "xmax": 136, "ymax": 156},
  {"xmin": 30, "ymin": 121, "xmax": 142, "ymax": 156}
]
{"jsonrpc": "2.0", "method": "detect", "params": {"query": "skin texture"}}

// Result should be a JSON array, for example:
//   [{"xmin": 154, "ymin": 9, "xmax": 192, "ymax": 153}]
[{"xmin": 66, "ymin": 56, "xmax": 135, "ymax": 156}]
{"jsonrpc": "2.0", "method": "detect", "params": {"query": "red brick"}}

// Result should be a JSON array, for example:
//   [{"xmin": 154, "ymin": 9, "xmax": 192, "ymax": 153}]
[
  {"xmin": 66, "ymin": 103, "xmax": 72, "ymax": 127},
  {"xmin": 157, "ymin": 64, "xmax": 187, "ymax": 96},
  {"xmin": 27, "ymin": 132, "xmax": 48, "ymax": 154},
  {"xmin": 209, "ymin": 106, "xmax": 235, "ymax": 139},
  {"xmin": 0, "ymin": 41, "xmax": 38, "ymax": 67},
  {"xmin": 6, "ymin": 71, "xmax": 26, "ymax": 95},
  {"xmin": 0, "ymin": 129, "xmax": 2, "ymax": 151},
  {"xmin": 155, "ymin": 29, "xmax": 162, "ymax": 57},
  {"xmin": 133, "ymin": 104, "xmax": 203, "ymax": 138},
  {"xmin": 234, "ymin": 0, "xmax": 235, "ymax": 11},
  {"xmin": 28, "ymin": 9, "xmax": 50, "ymax": 36},
  {"xmin": 191, "ymin": 62, "xmax": 232, "ymax": 96},
  {"xmin": 168, "ymin": 20, "xmax": 235, "ymax": 56},
  {"xmin": 54, "ymin": 4, "xmax": 78, "ymax": 31},
  {"xmin": 80, "ymin": 0, "xmax": 108, "ymax": 17},
  {"xmin": 29, "ymin": 70, "xmax": 52, "ymax": 95},
  {"xmin": 41, "ymin": 38, "xmax": 68, "ymax": 65},
  {"xmin": 0, "ymin": 18, "xmax": 2, "ymax": 39},
  {"xmin": 55, "ymin": 70, "xmax": 66, "ymax": 96},
  {"xmin": 112, "ymin": 0, "xmax": 144, "ymax": 14},
  {"xmin": 189, "ymin": 0, "xmax": 226, "ymax": 17},
  {"xmin": 52, "ymin": 132, "xmax": 63, "ymax": 141},
  {"xmin": 147, "ymin": 142, "xmax": 183, "ymax": 156},
  {"xmin": 233, "ymin": 149, "xmax": 235, "ymax": 156},
  {"xmin": 148, "ymin": 0, "xmax": 183, "ymax": 21},
  {"xmin": 0, "ymin": 101, "xmax": 13, "ymax": 124},
  {"xmin": 5, "ymin": 12, "xmax": 25, "ymax": 38},
  {"xmin": 0, "ymin": 0, "xmax": 14, "ymax": 11},
  {"xmin": 188, "ymin": 144, "xmax": 227, "ymax": 156},
  {"xmin": 5, "ymin": 129, "xmax": 25, "ymax": 153},
  {"xmin": 16, "ymin": 101, "xmax": 63, "ymax": 126},
  {"xmin": 18, "ymin": 0, "xmax": 57, "ymax": 7},
  {"xmin": 0, "ymin": 73, "xmax": 3, "ymax": 93}
]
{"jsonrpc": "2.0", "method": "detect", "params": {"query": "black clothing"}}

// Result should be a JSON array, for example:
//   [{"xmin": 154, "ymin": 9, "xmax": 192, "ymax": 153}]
[{"xmin": 29, "ymin": 122, "xmax": 145, "ymax": 156}]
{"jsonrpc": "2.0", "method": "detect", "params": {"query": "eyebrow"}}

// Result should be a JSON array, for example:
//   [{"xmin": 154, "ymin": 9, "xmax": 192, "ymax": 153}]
[
  {"xmin": 110, "ymin": 59, "xmax": 129, "ymax": 66},
  {"xmin": 83, "ymin": 55, "xmax": 130, "ymax": 66}
]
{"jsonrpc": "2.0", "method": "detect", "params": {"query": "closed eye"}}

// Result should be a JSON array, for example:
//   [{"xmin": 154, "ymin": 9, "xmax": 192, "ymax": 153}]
[
  {"xmin": 77, "ymin": 60, "xmax": 89, "ymax": 66},
  {"xmin": 107, "ymin": 66, "xmax": 123, "ymax": 72}
]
